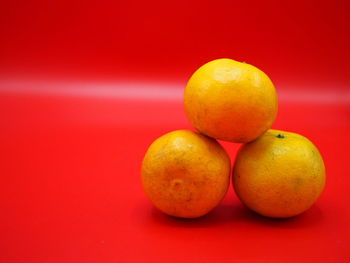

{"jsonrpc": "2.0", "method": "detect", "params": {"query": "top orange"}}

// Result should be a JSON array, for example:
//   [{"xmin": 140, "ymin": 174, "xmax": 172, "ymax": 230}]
[{"xmin": 184, "ymin": 58, "xmax": 278, "ymax": 143}]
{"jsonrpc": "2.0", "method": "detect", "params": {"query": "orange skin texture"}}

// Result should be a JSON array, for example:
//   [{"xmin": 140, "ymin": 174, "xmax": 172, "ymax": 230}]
[
  {"xmin": 184, "ymin": 58, "xmax": 278, "ymax": 143},
  {"xmin": 141, "ymin": 130, "xmax": 231, "ymax": 218},
  {"xmin": 233, "ymin": 129, "xmax": 326, "ymax": 218}
]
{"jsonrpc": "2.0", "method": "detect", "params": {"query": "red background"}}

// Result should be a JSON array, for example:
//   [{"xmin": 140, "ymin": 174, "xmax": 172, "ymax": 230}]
[{"xmin": 1, "ymin": 0, "xmax": 350, "ymax": 262}]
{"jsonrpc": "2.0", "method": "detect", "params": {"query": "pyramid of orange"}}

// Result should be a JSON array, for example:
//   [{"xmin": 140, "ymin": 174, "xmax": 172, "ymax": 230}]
[{"xmin": 141, "ymin": 58, "xmax": 326, "ymax": 219}]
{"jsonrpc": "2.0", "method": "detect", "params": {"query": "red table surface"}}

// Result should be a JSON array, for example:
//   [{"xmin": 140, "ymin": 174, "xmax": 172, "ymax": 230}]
[{"xmin": 0, "ymin": 82, "xmax": 349, "ymax": 263}]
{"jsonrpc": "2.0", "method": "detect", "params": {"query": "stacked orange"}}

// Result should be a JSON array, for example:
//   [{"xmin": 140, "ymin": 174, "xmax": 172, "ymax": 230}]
[{"xmin": 141, "ymin": 58, "xmax": 326, "ymax": 219}]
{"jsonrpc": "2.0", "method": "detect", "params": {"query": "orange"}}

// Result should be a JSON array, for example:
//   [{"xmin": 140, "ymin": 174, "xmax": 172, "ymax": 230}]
[
  {"xmin": 184, "ymin": 58, "xmax": 278, "ymax": 143},
  {"xmin": 233, "ymin": 129, "xmax": 326, "ymax": 218},
  {"xmin": 141, "ymin": 130, "xmax": 231, "ymax": 218}
]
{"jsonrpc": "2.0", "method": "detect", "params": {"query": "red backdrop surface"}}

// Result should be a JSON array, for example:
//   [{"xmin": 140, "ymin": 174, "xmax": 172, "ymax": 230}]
[{"xmin": 1, "ymin": 0, "xmax": 350, "ymax": 262}]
